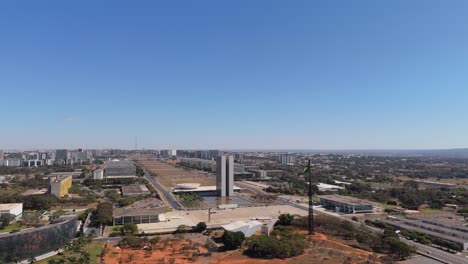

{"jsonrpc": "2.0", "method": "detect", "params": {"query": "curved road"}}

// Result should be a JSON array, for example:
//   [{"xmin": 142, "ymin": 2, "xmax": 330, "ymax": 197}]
[{"xmin": 144, "ymin": 174, "xmax": 183, "ymax": 210}]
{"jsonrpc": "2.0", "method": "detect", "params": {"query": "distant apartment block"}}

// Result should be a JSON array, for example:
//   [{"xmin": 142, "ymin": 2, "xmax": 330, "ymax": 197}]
[
  {"xmin": 179, "ymin": 157, "xmax": 246, "ymax": 175},
  {"xmin": 216, "ymin": 155, "xmax": 234, "ymax": 197},
  {"xmin": 278, "ymin": 154, "xmax": 295, "ymax": 165},
  {"xmin": 55, "ymin": 149, "xmax": 68, "ymax": 163},
  {"xmin": 0, "ymin": 159, "xmax": 21, "ymax": 167},
  {"xmin": 160, "ymin": 149, "xmax": 177, "ymax": 158},
  {"xmin": 0, "ymin": 150, "xmax": 3, "ymax": 160},
  {"xmin": 48, "ymin": 175, "xmax": 73, "ymax": 198}
]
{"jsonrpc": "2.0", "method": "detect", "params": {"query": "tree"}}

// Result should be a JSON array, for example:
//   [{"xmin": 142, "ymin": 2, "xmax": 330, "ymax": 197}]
[
  {"xmin": 149, "ymin": 237, "xmax": 160, "ymax": 245},
  {"xmin": 246, "ymin": 226, "xmax": 307, "ymax": 259},
  {"xmin": 387, "ymin": 238, "xmax": 415, "ymax": 260},
  {"xmin": 278, "ymin": 213, "xmax": 293, "ymax": 226},
  {"xmin": 78, "ymin": 252, "xmax": 91, "ymax": 264},
  {"xmin": 176, "ymin": 224, "xmax": 191, "ymax": 233},
  {"xmin": 104, "ymin": 190, "xmax": 121, "ymax": 202},
  {"xmin": 0, "ymin": 213, "xmax": 15, "ymax": 227},
  {"xmin": 95, "ymin": 202, "xmax": 113, "ymax": 226},
  {"xmin": 120, "ymin": 223, "xmax": 138, "ymax": 235},
  {"xmin": 194, "ymin": 222, "xmax": 207, "ymax": 232},
  {"xmin": 221, "ymin": 231, "xmax": 245, "ymax": 250}
]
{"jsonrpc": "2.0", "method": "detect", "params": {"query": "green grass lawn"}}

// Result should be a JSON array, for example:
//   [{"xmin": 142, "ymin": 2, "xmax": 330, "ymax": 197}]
[
  {"xmin": 0, "ymin": 222, "xmax": 28, "ymax": 233},
  {"xmin": 37, "ymin": 241, "xmax": 104, "ymax": 264},
  {"xmin": 0, "ymin": 187, "xmax": 23, "ymax": 195},
  {"xmin": 381, "ymin": 204, "xmax": 397, "ymax": 209},
  {"xmin": 419, "ymin": 208, "xmax": 443, "ymax": 214}
]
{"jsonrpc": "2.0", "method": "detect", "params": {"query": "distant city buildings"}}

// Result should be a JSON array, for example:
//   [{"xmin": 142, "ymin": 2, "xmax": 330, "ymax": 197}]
[
  {"xmin": 0, "ymin": 150, "xmax": 3, "ymax": 160},
  {"xmin": 179, "ymin": 157, "xmax": 247, "ymax": 175},
  {"xmin": 278, "ymin": 154, "xmax": 295, "ymax": 165},
  {"xmin": 55, "ymin": 149, "xmax": 68, "ymax": 164},
  {"xmin": 0, "ymin": 159, "xmax": 21, "ymax": 167},
  {"xmin": 48, "ymin": 175, "xmax": 73, "ymax": 198},
  {"xmin": 160, "ymin": 149, "xmax": 177, "ymax": 158},
  {"xmin": 216, "ymin": 155, "xmax": 234, "ymax": 197}
]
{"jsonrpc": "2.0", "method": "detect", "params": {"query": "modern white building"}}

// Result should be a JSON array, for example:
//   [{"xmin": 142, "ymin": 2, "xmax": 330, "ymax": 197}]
[
  {"xmin": 221, "ymin": 220, "xmax": 264, "ymax": 237},
  {"xmin": 216, "ymin": 155, "xmax": 234, "ymax": 197},
  {"xmin": 93, "ymin": 169, "xmax": 104, "ymax": 180},
  {"xmin": 0, "ymin": 203, "xmax": 23, "ymax": 217}
]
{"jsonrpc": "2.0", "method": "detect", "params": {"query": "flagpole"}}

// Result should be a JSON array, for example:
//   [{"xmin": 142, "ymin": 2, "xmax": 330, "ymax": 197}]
[{"xmin": 308, "ymin": 159, "xmax": 314, "ymax": 235}]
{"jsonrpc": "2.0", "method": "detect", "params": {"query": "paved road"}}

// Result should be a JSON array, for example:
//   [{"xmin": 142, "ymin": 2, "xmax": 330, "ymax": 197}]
[
  {"xmin": 94, "ymin": 236, "xmax": 123, "ymax": 242},
  {"xmin": 280, "ymin": 198, "xmax": 467, "ymax": 264},
  {"xmin": 235, "ymin": 181, "xmax": 269, "ymax": 195},
  {"xmin": 19, "ymin": 250, "xmax": 63, "ymax": 264},
  {"xmin": 144, "ymin": 174, "xmax": 183, "ymax": 210},
  {"xmin": 402, "ymin": 238, "xmax": 468, "ymax": 264}
]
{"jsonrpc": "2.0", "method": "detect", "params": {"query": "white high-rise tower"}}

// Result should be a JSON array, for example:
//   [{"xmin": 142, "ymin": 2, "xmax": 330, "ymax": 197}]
[{"xmin": 216, "ymin": 155, "xmax": 234, "ymax": 197}]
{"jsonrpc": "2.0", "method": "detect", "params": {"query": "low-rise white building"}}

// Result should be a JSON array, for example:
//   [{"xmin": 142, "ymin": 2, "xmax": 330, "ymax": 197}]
[
  {"xmin": 93, "ymin": 169, "xmax": 104, "ymax": 180},
  {"xmin": 221, "ymin": 220, "xmax": 264, "ymax": 237},
  {"xmin": 0, "ymin": 203, "xmax": 23, "ymax": 217}
]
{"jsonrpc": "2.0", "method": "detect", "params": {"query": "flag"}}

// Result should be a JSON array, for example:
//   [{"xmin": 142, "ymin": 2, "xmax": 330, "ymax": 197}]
[{"xmin": 298, "ymin": 160, "xmax": 311, "ymax": 175}]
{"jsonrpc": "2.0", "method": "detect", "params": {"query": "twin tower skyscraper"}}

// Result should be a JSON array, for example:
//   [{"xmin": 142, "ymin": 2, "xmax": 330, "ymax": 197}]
[{"xmin": 216, "ymin": 155, "xmax": 234, "ymax": 197}]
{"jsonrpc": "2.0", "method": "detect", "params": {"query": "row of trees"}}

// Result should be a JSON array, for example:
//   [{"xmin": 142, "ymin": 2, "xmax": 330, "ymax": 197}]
[{"xmin": 311, "ymin": 215, "xmax": 415, "ymax": 260}]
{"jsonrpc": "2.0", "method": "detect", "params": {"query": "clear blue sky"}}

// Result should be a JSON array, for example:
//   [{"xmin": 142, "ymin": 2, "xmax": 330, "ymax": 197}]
[{"xmin": 1, "ymin": 1, "xmax": 468, "ymax": 150}]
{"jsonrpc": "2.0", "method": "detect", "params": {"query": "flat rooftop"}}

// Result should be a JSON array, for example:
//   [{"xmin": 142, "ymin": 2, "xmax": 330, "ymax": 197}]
[
  {"xmin": 172, "ymin": 185, "xmax": 241, "ymax": 193},
  {"xmin": 408, "ymin": 214, "xmax": 468, "ymax": 229},
  {"xmin": 383, "ymin": 218, "xmax": 468, "ymax": 244},
  {"xmin": 113, "ymin": 198, "xmax": 165, "ymax": 217},
  {"xmin": 121, "ymin": 184, "xmax": 150, "ymax": 195},
  {"xmin": 106, "ymin": 160, "xmax": 135, "ymax": 168},
  {"xmin": 0, "ymin": 203, "xmax": 22, "ymax": 210},
  {"xmin": 317, "ymin": 194, "xmax": 378, "ymax": 206},
  {"xmin": 48, "ymin": 175, "xmax": 72, "ymax": 183}
]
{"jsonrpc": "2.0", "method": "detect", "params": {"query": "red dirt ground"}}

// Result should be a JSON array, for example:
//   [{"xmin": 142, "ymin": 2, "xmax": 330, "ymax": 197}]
[{"xmin": 102, "ymin": 232, "xmax": 381, "ymax": 264}]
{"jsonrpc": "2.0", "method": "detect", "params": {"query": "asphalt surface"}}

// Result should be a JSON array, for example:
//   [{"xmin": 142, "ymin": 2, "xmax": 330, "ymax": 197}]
[
  {"xmin": 402, "ymin": 238, "xmax": 468, "ymax": 264},
  {"xmin": 279, "ymin": 197, "xmax": 468, "ymax": 264},
  {"xmin": 144, "ymin": 173, "xmax": 183, "ymax": 210},
  {"xmin": 234, "ymin": 181, "xmax": 269, "ymax": 195}
]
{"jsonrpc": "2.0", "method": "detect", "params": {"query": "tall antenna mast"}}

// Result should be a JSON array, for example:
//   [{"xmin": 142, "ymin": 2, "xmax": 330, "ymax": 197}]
[{"xmin": 134, "ymin": 136, "xmax": 138, "ymax": 151}]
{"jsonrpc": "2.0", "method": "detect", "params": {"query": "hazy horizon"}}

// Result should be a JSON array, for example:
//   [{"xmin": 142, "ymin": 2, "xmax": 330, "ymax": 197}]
[{"xmin": 2, "ymin": 1, "xmax": 468, "ymax": 150}]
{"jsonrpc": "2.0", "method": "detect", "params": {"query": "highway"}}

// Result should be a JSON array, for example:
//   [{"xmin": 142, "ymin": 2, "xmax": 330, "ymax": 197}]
[
  {"xmin": 278, "ymin": 196, "xmax": 468, "ymax": 264},
  {"xmin": 402, "ymin": 238, "xmax": 468, "ymax": 264},
  {"xmin": 144, "ymin": 173, "xmax": 183, "ymax": 210}
]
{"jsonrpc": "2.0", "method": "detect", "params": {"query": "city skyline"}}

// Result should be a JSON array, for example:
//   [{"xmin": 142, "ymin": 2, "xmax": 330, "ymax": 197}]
[{"xmin": 2, "ymin": 1, "xmax": 468, "ymax": 149}]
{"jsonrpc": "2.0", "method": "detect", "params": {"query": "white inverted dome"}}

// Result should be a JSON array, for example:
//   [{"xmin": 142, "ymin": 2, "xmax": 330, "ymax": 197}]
[{"xmin": 176, "ymin": 183, "xmax": 201, "ymax": 189}]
